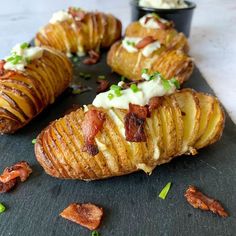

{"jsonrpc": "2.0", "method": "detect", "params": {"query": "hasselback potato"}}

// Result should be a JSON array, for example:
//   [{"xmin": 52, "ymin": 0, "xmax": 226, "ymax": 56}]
[
  {"xmin": 35, "ymin": 7, "xmax": 122, "ymax": 56},
  {"xmin": 107, "ymin": 40, "xmax": 193, "ymax": 83},
  {"xmin": 0, "ymin": 44, "xmax": 72, "ymax": 134},
  {"xmin": 35, "ymin": 89, "xmax": 224, "ymax": 180},
  {"xmin": 125, "ymin": 14, "xmax": 189, "ymax": 53}
]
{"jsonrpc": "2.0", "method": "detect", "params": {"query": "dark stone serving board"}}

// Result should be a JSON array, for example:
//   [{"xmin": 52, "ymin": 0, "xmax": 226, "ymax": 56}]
[{"xmin": 0, "ymin": 51, "xmax": 236, "ymax": 236}]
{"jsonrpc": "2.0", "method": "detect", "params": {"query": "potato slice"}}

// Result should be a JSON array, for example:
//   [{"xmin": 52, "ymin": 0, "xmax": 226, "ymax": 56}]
[
  {"xmin": 195, "ymin": 93, "xmax": 215, "ymax": 140},
  {"xmin": 165, "ymin": 95, "xmax": 184, "ymax": 156},
  {"xmin": 173, "ymin": 89, "xmax": 200, "ymax": 154},
  {"xmin": 195, "ymin": 98, "xmax": 225, "ymax": 149},
  {"xmin": 158, "ymin": 99, "xmax": 177, "ymax": 159}
]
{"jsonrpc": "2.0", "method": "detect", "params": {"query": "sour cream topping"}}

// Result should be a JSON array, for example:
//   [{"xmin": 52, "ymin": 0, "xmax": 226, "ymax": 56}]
[
  {"xmin": 92, "ymin": 72, "xmax": 177, "ymax": 109},
  {"xmin": 122, "ymin": 37, "xmax": 161, "ymax": 57},
  {"xmin": 139, "ymin": 13, "xmax": 168, "ymax": 29},
  {"xmin": 49, "ymin": 10, "xmax": 72, "ymax": 24},
  {"xmin": 4, "ymin": 43, "xmax": 44, "ymax": 71},
  {"xmin": 139, "ymin": 0, "xmax": 188, "ymax": 9}
]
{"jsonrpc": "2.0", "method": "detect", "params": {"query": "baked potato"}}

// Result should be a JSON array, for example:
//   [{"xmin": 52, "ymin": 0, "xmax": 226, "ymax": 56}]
[
  {"xmin": 35, "ymin": 7, "xmax": 122, "ymax": 57},
  {"xmin": 125, "ymin": 14, "xmax": 189, "ymax": 53},
  {"xmin": 35, "ymin": 89, "xmax": 224, "ymax": 180},
  {"xmin": 107, "ymin": 40, "xmax": 194, "ymax": 83},
  {"xmin": 0, "ymin": 45, "xmax": 72, "ymax": 134}
]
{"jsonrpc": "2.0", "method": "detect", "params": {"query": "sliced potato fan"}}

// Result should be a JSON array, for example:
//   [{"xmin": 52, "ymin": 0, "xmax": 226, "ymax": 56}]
[{"xmin": 35, "ymin": 89, "xmax": 225, "ymax": 180}]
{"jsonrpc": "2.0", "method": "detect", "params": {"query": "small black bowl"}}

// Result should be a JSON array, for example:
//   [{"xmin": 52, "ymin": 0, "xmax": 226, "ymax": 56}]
[{"xmin": 130, "ymin": 0, "xmax": 196, "ymax": 37}]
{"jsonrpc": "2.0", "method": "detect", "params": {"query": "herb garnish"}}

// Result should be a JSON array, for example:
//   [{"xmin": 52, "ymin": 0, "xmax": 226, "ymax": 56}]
[
  {"xmin": 130, "ymin": 84, "xmax": 140, "ymax": 93},
  {"xmin": 110, "ymin": 84, "xmax": 122, "ymax": 97},
  {"xmin": 121, "ymin": 76, "xmax": 126, "ymax": 81},
  {"xmin": 32, "ymin": 139, "xmax": 36, "ymax": 144},
  {"xmin": 142, "ymin": 68, "xmax": 148, "ymax": 74},
  {"xmin": 170, "ymin": 77, "xmax": 180, "ymax": 89},
  {"xmin": 0, "ymin": 203, "xmax": 6, "ymax": 213},
  {"xmin": 126, "ymin": 41, "xmax": 136, "ymax": 47},
  {"xmin": 20, "ymin": 42, "xmax": 29, "ymax": 49},
  {"xmin": 98, "ymin": 75, "xmax": 106, "ymax": 80},
  {"xmin": 159, "ymin": 182, "xmax": 172, "ymax": 200},
  {"xmin": 6, "ymin": 54, "xmax": 23, "ymax": 65},
  {"xmin": 92, "ymin": 230, "xmax": 100, "ymax": 236},
  {"xmin": 108, "ymin": 93, "xmax": 114, "ymax": 100}
]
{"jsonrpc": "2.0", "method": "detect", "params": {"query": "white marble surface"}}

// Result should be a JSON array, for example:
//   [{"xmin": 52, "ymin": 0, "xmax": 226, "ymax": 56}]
[{"xmin": 0, "ymin": 0, "xmax": 235, "ymax": 123}]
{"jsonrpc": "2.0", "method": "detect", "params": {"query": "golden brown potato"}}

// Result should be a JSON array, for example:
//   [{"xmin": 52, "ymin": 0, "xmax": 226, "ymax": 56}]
[
  {"xmin": 35, "ymin": 7, "xmax": 122, "ymax": 56},
  {"xmin": 125, "ymin": 21, "xmax": 189, "ymax": 53},
  {"xmin": 35, "ymin": 89, "xmax": 225, "ymax": 180},
  {"xmin": 107, "ymin": 41, "xmax": 194, "ymax": 83},
  {"xmin": 0, "ymin": 47, "xmax": 72, "ymax": 134}
]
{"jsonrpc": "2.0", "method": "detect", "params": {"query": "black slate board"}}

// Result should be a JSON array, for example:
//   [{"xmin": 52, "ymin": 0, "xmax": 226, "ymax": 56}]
[{"xmin": 0, "ymin": 51, "xmax": 236, "ymax": 236}]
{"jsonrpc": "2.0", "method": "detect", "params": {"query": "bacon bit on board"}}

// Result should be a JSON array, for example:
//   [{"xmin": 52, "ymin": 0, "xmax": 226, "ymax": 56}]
[
  {"xmin": 60, "ymin": 203, "xmax": 104, "ymax": 230},
  {"xmin": 97, "ymin": 79, "xmax": 110, "ymax": 93},
  {"xmin": 185, "ymin": 186, "xmax": 228, "ymax": 217},
  {"xmin": 148, "ymin": 97, "xmax": 162, "ymax": 112},
  {"xmin": 83, "ymin": 50, "xmax": 100, "ymax": 65},
  {"xmin": 135, "ymin": 36, "xmax": 156, "ymax": 49},
  {"xmin": 0, "ymin": 60, "xmax": 5, "ymax": 76},
  {"xmin": 0, "ymin": 161, "xmax": 32, "ymax": 183},
  {"xmin": 124, "ymin": 104, "xmax": 148, "ymax": 142},
  {"xmin": 0, "ymin": 179, "xmax": 17, "ymax": 193},
  {"xmin": 82, "ymin": 109, "xmax": 105, "ymax": 156},
  {"xmin": 68, "ymin": 7, "xmax": 86, "ymax": 21}
]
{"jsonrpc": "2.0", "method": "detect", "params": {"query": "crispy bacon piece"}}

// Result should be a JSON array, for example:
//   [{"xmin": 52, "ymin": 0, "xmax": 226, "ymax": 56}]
[
  {"xmin": 83, "ymin": 50, "xmax": 100, "ymax": 65},
  {"xmin": 82, "ymin": 109, "xmax": 105, "ymax": 156},
  {"xmin": 148, "ymin": 97, "xmax": 162, "ymax": 112},
  {"xmin": 135, "ymin": 36, "xmax": 156, "ymax": 49},
  {"xmin": 0, "ymin": 161, "xmax": 32, "ymax": 183},
  {"xmin": 0, "ymin": 60, "xmax": 5, "ymax": 76},
  {"xmin": 97, "ymin": 79, "xmax": 110, "ymax": 93},
  {"xmin": 185, "ymin": 186, "xmax": 228, "ymax": 217},
  {"xmin": 0, "ymin": 179, "xmax": 17, "ymax": 193},
  {"xmin": 124, "ymin": 104, "xmax": 148, "ymax": 142},
  {"xmin": 60, "ymin": 203, "xmax": 104, "ymax": 230},
  {"xmin": 68, "ymin": 7, "xmax": 86, "ymax": 21}
]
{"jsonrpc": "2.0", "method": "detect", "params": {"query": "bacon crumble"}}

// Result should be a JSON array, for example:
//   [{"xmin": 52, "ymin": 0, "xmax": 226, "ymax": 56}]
[
  {"xmin": 96, "ymin": 79, "xmax": 110, "ymax": 93},
  {"xmin": 82, "ymin": 109, "xmax": 105, "ymax": 156},
  {"xmin": 135, "ymin": 36, "xmax": 156, "ymax": 49},
  {"xmin": 68, "ymin": 7, "xmax": 86, "ymax": 21},
  {"xmin": 148, "ymin": 97, "xmax": 162, "ymax": 112},
  {"xmin": 0, "ymin": 161, "xmax": 32, "ymax": 193},
  {"xmin": 124, "ymin": 104, "xmax": 148, "ymax": 142},
  {"xmin": 60, "ymin": 203, "xmax": 104, "ymax": 230},
  {"xmin": 185, "ymin": 186, "xmax": 228, "ymax": 217},
  {"xmin": 0, "ymin": 60, "xmax": 5, "ymax": 76},
  {"xmin": 83, "ymin": 50, "xmax": 100, "ymax": 65}
]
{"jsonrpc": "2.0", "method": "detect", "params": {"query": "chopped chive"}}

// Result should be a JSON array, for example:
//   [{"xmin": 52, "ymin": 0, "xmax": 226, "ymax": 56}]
[
  {"xmin": 98, "ymin": 75, "xmax": 106, "ymax": 80},
  {"xmin": 108, "ymin": 93, "xmax": 114, "ymax": 100},
  {"xmin": 127, "ymin": 41, "xmax": 136, "ymax": 47},
  {"xmin": 170, "ymin": 78, "xmax": 180, "ymax": 89},
  {"xmin": 114, "ymin": 89, "xmax": 122, "ymax": 97},
  {"xmin": 6, "ymin": 55, "xmax": 23, "ymax": 65},
  {"xmin": 151, "ymin": 13, "xmax": 160, "ymax": 19},
  {"xmin": 142, "ymin": 68, "xmax": 148, "ymax": 74},
  {"xmin": 110, "ymin": 84, "xmax": 121, "ymax": 91},
  {"xmin": 20, "ymin": 42, "xmax": 29, "ymax": 49},
  {"xmin": 0, "ymin": 203, "xmax": 6, "ymax": 214},
  {"xmin": 158, "ymin": 182, "xmax": 172, "ymax": 200},
  {"xmin": 161, "ymin": 79, "xmax": 171, "ymax": 91},
  {"xmin": 72, "ymin": 57, "xmax": 79, "ymax": 62},
  {"xmin": 92, "ymin": 230, "xmax": 100, "ymax": 236},
  {"xmin": 121, "ymin": 76, "xmax": 126, "ymax": 81},
  {"xmin": 130, "ymin": 84, "xmax": 140, "ymax": 93},
  {"xmin": 79, "ymin": 72, "xmax": 85, "ymax": 77},
  {"xmin": 32, "ymin": 139, "xmax": 36, "ymax": 144},
  {"xmin": 72, "ymin": 89, "xmax": 82, "ymax": 95}
]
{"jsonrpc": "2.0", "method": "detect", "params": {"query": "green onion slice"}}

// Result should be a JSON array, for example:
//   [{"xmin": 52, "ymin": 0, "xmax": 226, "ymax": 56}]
[
  {"xmin": 20, "ymin": 42, "xmax": 29, "ymax": 49},
  {"xmin": 0, "ymin": 203, "xmax": 6, "ymax": 213},
  {"xmin": 91, "ymin": 230, "xmax": 100, "ymax": 236},
  {"xmin": 32, "ymin": 139, "xmax": 36, "ymax": 144},
  {"xmin": 130, "ymin": 84, "xmax": 140, "ymax": 93},
  {"xmin": 158, "ymin": 182, "xmax": 172, "ymax": 200},
  {"xmin": 170, "ymin": 78, "xmax": 180, "ymax": 89},
  {"xmin": 142, "ymin": 68, "xmax": 148, "ymax": 74},
  {"xmin": 127, "ymin": 41, "xmax": 136, "ymax": 47},
  {"xmin": 108, "ymin": 93, "xmax": 114, "ymax": 100},
  {"xmin": 161, "ymin": 79, "xmax": 171, "ymax": 91}
]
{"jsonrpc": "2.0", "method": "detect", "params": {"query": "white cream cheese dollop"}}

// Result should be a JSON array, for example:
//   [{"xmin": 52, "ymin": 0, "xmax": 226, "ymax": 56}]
[
  {"xmin": 139, "ymin": 0, "xmax": 188, "ymax": 9},
  {"xmin": 49, "ymin": 10, "xmax": 72, "ymax": 24},
  {"xmin": 92, "ymin": 73, "xmax": 176, "ymax": 109},
  {"xmin": 4, "ymin": 43, "xmax": 44, "ymax": 72},
  {"xmin": 122, "ymin": 37, "xmax": 160, "ymax": 57},
  {"xmin": 139, "ymin": 13, "xmax": 168, "ymax": 29}
]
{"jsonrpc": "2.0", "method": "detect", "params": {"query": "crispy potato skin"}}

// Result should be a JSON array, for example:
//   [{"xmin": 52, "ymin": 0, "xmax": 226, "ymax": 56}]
[
  {"xmin": 0, "ymin": 48, "xmax": 72, "ymax": 134},
  {"xmin": 35, "ymin": 89, "xmax": 225, "ymax": 180},
  {"xmin": 35, "ymin": 11, "xmax": 122, "ymax": 55},
  {"xmin": 125, "ymin": 21, "xmax": 189, "ymax": 53},
  {"xmin": 107, "ymin": 41, "xmax": 194, "ymax": 83}
]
